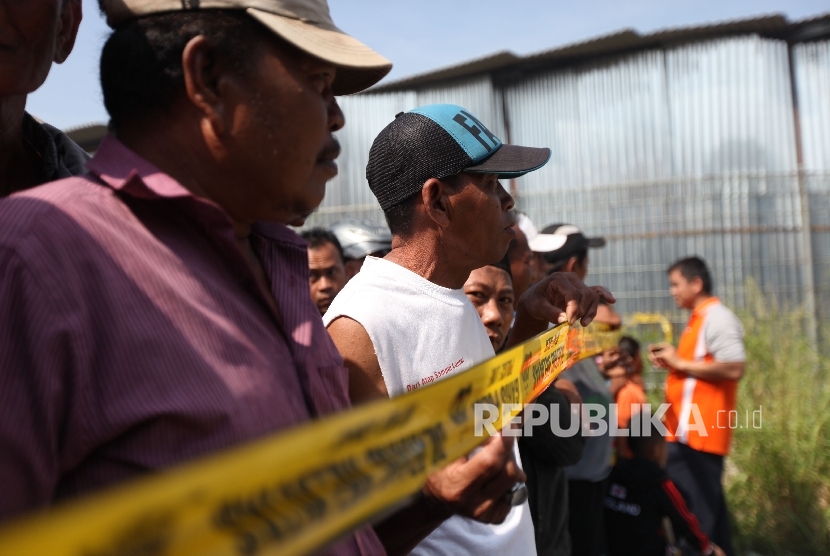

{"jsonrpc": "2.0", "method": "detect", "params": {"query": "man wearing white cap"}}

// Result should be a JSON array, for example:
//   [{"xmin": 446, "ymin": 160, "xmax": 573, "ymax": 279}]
[
  {"xmin": 330, "ymin": 218, "xmax": 393, "ymax": 280},
  {"xmin": 519, "ymin": 219, "xmax": 607, "ymax": 279},
  {"xmin": 0, "ymin": 2, "xmax": 538, "ymax": 555},
  {"xmin": 532, "ymin": 222, "xmax": 614, "ymax": 556}
]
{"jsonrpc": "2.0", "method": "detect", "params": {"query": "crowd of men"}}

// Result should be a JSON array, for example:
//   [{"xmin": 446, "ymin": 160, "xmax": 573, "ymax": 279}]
[
  {"xmin": 0, "ymin": 1, "xmax": 747, "ymax": 555},
  {"xmin": 302, "ymin": 208, "xmax": 744, "ymax": 556}
]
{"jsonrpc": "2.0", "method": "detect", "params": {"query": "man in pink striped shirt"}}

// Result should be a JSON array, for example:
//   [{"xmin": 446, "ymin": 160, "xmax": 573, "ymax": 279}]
[{"xmin": 0, "ymin": 1, "xmax": 545, "ymax": 554}]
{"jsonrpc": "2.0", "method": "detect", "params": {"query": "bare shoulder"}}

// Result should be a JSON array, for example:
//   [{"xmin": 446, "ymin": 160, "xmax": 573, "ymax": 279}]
[{"xmin": 327, "ymin": 316, "xmax": 388, "ymax": 405}]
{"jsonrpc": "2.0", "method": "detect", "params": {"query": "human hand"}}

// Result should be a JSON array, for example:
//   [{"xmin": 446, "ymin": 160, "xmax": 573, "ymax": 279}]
[
  {"xmin": 648, "ymin": 342, "xmax": 679, "ymax": 369},
  {"xmin": 711, "ymin": 544, "xmax": 726, "ymax": 556},
  {"xmin": 555, "ymin": 378, "xmax": 582, "ymax": 405},
  {"xmin": 517, "ymin": 272, "xmax": 616, "ymax": 327},
  {"xmin": 600, "ymin": 348, "xmax": 621, "ymax": 371},
  {"xmin": 422, "ymin": 432, "xmax": 525, "ymax": 524}
]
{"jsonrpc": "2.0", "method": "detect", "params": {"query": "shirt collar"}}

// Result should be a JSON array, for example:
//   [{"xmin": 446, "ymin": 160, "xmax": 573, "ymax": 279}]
[
  {"xmin": 86, "ymin": 135, "xmax": 198, "ymax": 200},
  {"xmin": 692, "ymin": 296, "xmax": 720, "ymax": 318},
  {"xmin": 252, "ymin": 221, "xmax": 308, "ymax": 247},
  {"xmin": 87, "ymin": 135, "xmax": 307, "ymax": 246}
]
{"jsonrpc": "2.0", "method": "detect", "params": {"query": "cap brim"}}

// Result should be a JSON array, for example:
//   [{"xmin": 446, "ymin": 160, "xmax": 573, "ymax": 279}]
[
  {"xmin": 464, "ymin": 144, "xmax": 551, "ymax": 178},
  {"xmin": 343, "ymin": 241, "xmax": 393, "ymax": 259},
  {"xmin": 248, "ymin": 9, "xmax": 393, "ymax": 95},
  {"xmin": 528, "ymin": 233, "xmax": 568, "ymax": 253},
  {"xmin": 588, "ymin": 237, "xmax": 606, "ymax": 248}
]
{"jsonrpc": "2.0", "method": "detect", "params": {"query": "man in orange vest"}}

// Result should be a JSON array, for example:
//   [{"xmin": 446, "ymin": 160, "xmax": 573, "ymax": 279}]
[{"xmin": 649, "ymin": 256, "xmax": 745, "ymax": 556}]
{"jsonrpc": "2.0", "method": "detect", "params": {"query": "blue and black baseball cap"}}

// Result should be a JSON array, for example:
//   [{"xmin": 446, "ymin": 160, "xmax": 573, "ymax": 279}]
[{"xmin": 366, "ymin": 104, "xmax": 551, "ymax": 210}]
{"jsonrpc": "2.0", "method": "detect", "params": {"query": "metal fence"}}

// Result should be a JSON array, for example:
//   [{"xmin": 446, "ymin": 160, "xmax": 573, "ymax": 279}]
[
  {"xmin": 515, "ymin": 172, "xmax": 830, "ymax": 327},
  {"xmin": 304, "ymin": 35, "xmax": 830, "ymax": 329}
]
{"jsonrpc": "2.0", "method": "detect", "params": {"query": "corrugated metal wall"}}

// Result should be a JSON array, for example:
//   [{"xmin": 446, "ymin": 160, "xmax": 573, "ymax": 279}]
[
  {"xmin": 504, "ymin": 36, "xmax": 809, "ymax": 323},
  {"xmin": 794, "ymin": 40, "xmax": 830, "ymax": 322},
  {"xmin": 306, "ymin": 36, "xmax": 830, "ymax": 326}
]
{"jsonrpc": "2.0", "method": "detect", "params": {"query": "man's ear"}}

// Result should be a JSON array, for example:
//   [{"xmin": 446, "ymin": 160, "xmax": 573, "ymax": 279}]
[
  {"xmin": 181, "ymin": 35, "xmax": 239, "ymax": 139},
  {"xmin": 421, "ymin": 177, "xmax": 453, "ymax": 228},
  {"xmin": 691, "ymin": 276, "xmax": 705, "ymax": 295},
  {"xmin": 562, "ymin": 256, "xmax": 579, "ymax": 273},
  {"xmin": 54, "ymin": 0, "xmax": 82, "ymax": 64}
]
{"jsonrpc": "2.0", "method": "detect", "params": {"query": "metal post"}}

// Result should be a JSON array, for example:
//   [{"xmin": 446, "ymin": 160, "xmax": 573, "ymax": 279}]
[{"xmin": 787, "ymin": 43, "xmax": 818, "ymax": 347}]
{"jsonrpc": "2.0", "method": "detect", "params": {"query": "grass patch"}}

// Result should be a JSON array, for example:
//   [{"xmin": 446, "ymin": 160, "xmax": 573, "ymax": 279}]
[
  {"xmin": 626, "ymin": 285, "xmax": 830, "ymax": 555},
  {"xmin": 727, "ymin": 287, "xmax": 830, "ymax": 555}
]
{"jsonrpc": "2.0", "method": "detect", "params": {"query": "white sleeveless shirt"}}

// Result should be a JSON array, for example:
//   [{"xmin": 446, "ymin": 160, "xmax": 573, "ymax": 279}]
[{"xmin": 324, "ymin": 257, "xmax": 536, "ymax": 555}]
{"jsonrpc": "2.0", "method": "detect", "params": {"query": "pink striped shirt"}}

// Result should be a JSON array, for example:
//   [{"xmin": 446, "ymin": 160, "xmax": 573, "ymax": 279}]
[{"xmin": 0, "ymin": 136, "xmax": 384, "ymax": 555}]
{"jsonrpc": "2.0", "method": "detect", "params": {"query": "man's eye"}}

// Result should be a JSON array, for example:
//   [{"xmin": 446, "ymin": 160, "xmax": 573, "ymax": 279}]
[{"xmin": 310, "ymin": 72, "xmax": 333, "ymax": 93}]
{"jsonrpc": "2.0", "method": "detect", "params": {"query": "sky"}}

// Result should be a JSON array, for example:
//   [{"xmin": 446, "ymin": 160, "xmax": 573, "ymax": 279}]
[{"xmin": 27, "ymin": 0, "xmax": 829, "ymax": 130}]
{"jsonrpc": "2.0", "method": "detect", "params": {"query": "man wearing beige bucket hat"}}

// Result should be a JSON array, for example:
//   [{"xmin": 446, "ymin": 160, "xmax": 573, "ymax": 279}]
[
  {"xmin": 101, "ymin": 0, "xmax": 392, "ymax": 96},
  {"xmin": 0, "ymin": 1, "xmax": 530, "ymax": 554}
]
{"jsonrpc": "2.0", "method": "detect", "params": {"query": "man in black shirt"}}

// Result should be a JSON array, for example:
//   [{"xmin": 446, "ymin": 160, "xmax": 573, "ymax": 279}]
[{"xmin": 604, "ymin": 422, "xmax": 725, "ymax": 556}]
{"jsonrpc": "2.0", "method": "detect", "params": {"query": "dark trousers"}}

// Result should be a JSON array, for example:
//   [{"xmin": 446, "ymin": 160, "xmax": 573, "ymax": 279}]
[
  {"xmin": 666, "ymin": 442, "xmax": 735, "ymax": 556},
  {"xmin": 568, "ymin": 479, "xmax": 607, "ymax": 556}
]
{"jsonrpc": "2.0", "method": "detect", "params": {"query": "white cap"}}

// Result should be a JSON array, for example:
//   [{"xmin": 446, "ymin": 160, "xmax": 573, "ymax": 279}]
[{"xmin": 517, "ymin": 213, "xmax": 569, "ymax": 253}]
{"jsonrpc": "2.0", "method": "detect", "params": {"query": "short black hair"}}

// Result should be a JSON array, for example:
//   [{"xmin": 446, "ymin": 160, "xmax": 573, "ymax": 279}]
[
  {"xmin": 98, "ymin": 9, "xmax": 270, "ymax": 130},
  {"xmin": 668, "ymin": 256, "xmax": 713, "ymax": 295},
  {"xmin": 546, "ymin": 249, "xmax": 588, "ymax": 274},
  {"xmin": 383, "ymin": 192, "xmax": 420, "ymax": 236},
  {"xmin": 300, "ymin": 228, "xmax": 344, "ymax": 264},
  {"xmin": 618, "ymin": 336, "xmax": 640, "ymax": 359},
  {"xmin": 628, "ymin": 419, "xmax": 666, "ymax": 459}
]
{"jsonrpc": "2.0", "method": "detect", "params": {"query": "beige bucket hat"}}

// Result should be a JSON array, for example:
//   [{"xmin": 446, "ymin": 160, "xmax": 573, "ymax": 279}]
[{"xmin": 101, "ymin": 0, "xmax": 393, "ymax": 95}]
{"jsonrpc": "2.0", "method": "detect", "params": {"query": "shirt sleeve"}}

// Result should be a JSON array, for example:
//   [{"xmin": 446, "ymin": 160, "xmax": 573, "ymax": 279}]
[
  {"xmin": 658, "ymin": 478, "xmax": 713, "ymax": 554},
  {"xmin": 0, "ymin": 246, "xmax": 71, "ymax": 520},
  {"xmin": 704, "ymin": 305, "xmax": 746, "ymax": 363}
]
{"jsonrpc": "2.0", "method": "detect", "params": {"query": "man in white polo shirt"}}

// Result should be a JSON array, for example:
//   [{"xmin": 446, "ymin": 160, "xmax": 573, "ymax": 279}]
[{"xmin": 326, "ymin": 104, "xmax": 614, "ymax": 554}]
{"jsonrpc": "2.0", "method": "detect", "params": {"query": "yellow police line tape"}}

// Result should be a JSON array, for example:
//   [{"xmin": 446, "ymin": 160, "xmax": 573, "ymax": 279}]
[
  {"xmin": 0, "ymin": 322, "xmax": 625, "ymax": 556},
  {"xmin": 627, "ymin": 313, "xmax": 674, "ymax": 344}
]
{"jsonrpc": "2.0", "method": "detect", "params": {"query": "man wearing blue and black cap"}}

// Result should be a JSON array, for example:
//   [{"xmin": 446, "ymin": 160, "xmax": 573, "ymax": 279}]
[{"xmin": 326, "ymin": 104, "xmax": 615, "ymax": 554}]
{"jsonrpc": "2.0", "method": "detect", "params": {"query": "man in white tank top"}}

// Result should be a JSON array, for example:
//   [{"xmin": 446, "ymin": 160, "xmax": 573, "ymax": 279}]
[{"xmin": 325, "ymin": 104, "xmax": 615, "ymax": 555}]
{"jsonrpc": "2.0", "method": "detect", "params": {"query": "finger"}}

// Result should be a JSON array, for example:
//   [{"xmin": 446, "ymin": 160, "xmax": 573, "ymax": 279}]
[
  {"xmin": 579, "ymin": 288, "xmax": 600, "ymax": 327},
  {"xmin": 531, "ymin": 292, "xmax": 567, "ymax": 325},
  {"xmin": 479, "ymin": 457, "xmax": 526, "ymax": 503},
  {"xmin": 545, "ymin": 273, "xmax": 581, "ymax": 323},
  {"xmin": 462, "ymin": 442, "xmax": 523, "ymax": 520},
  {"xmin": 565, "ymin": 299, "xmax": 579, "ymax": 325},
  {"xmin": 471, "ymin": 495, "xmax": 513, "ymax": 524},
  {"xmin": 560, "ymin": 273, "xmax": 596, "ymax": 325},
  {"xmin": 463, "ymin": 432, "xmax": 511, "ymax": 483},
  {"xmin": 592, "ymin": 286, "xmax": 616, "ymax": 304},
  {"xmin": 486, "ymin": 497, "xmax": 514, "ymax": 524}
]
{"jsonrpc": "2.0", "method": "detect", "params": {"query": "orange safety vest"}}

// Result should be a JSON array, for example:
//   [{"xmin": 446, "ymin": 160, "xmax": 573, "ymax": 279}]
[{"xmin": 664, "ymin": 297, "xmax": 738, "ymax": 456}]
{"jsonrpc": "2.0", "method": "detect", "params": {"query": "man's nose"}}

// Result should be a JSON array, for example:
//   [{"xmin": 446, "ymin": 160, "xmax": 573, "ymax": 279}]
[
  {"xmin": 498, "ymin": 181, "xmax": 515, "ymax": 212},
  {"xmin": 329, "ymin": 97, "xmax": 345, "ymax": 132},
  {"xmin": 318, "ymin": 276, "xmax": 335, "ymax": 291},
  {"xmin": 481, "ymin": 299, "xmax": 503, "ymax": 326}
]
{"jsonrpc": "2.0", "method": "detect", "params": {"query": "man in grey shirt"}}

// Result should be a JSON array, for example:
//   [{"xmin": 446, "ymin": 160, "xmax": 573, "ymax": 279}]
[{"xmin": 532, "ymin": 222, "xmax": 615, "ymax": 556}]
